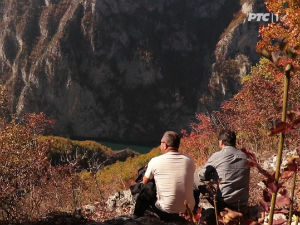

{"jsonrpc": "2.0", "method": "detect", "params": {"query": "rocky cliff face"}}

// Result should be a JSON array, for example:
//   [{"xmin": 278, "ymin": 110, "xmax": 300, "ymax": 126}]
[
  {"xmin": 202, "ymin": 0, "xmax": 268, "ymax": 111},
  {"xmin": 0, "ymin": 0, "xmax": 265, "ymax": 144}
]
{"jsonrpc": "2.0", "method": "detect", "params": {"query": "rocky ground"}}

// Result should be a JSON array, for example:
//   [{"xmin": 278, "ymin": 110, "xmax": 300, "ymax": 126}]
[
  {"xmin": 14, "ymin": 148, "xmax": 299, "ymax": 225},
  {"xmin": 86, "ymin": 148, "xmax": 300, "ymax": 225}
]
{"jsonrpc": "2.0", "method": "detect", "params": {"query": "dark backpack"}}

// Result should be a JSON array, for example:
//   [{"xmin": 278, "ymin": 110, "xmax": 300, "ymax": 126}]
[{"xmin": 130, "ymin": 166, "xmax": 156, "ymax": 201}]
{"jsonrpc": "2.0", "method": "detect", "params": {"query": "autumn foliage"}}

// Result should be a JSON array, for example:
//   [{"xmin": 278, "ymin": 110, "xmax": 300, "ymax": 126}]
[
  {"xmin": 181, "ymin": 0, "xmax": 300, "ymax": 224},
  {"xmin": 0, "ymin": 87, "xmax": 84, "ymax": 223},
  {"xmin": 0, "ymin": 0, "xmax": 299, "ymax": 224},
  {"xmin": 181, "ymin": 114, "xmax": 218, "ymax": 166},
  {"xmin": 257, "ymin": 0, "xmax": 300, "ymax": 56},
  {"xmin": 181, "ymin": 56, "xmax": 299, "ymax": 162},
  {"xmin": 182, "ymin": 0, "xmax": 300, "ymax": 155},
  {"xmin": 0, "ymin": 111, "xmax": 54, "ymax": 222}
]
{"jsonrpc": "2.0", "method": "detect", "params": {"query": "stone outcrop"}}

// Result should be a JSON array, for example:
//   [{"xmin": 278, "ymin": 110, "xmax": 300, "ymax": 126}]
[
  {"xmin": 0, "ymin": 0, "xmax": 265, "ymax": 144},
  {"xmin": 202, "ymin": 0, "xmax": 268, "ymax": 111},
  {"xmin": 106, "ymin": 190, "xmax": 135, "ymax": 215},
  {"xmin": 88, "ymin": 215, "xmax": 189, "ymax": 225},
  {"xmin": 101, "ymin": 190, "xmax": 189, "ymax": 225}
]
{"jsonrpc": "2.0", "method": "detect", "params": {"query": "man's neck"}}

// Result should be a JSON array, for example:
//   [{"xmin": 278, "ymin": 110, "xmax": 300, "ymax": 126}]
[
  {"xmin": 166, "ymin": 147, "xmax": 178, "ymax": 153},
  {"xmin": 221, "ymin": 145, "xmax": 236, "ymax": 150}
]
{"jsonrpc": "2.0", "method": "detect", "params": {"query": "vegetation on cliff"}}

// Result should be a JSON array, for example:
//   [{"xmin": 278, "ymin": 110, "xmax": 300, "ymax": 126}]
[
  {"xmin": 0, "ymin": 91, "xmax": 160, "ymax": 223},
  {"xmin": 181, "ymin": 0, "xmax": 300, "ymax": 224}
]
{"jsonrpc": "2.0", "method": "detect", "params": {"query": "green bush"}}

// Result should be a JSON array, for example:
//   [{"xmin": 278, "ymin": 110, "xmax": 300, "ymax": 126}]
[
  {"xmin": 40, "ymin": 136, "xmax": 114, "ymax": 170},
  {"xmin": 93, "ymin": 147, "xmax": 160, "ymax": 192}
]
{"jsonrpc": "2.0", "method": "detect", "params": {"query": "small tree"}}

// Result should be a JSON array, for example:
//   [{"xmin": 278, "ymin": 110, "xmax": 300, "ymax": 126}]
[
  {"xmin": 256, "ymin": 0, "xmax": 300, "ymax": 224},
  {"xmin": 0, "ymin": 112, "xmax": 56, "ymax": 222}
]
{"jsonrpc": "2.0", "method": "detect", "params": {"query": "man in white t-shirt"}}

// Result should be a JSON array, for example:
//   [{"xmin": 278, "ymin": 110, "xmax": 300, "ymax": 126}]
[{"xmin": 134, "ymin": 131, "xmax": 195, "ymax": 220}]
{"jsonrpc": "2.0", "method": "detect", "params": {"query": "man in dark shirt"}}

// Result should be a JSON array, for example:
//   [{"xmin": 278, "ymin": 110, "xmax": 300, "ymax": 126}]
[{"xmin": 198, "ymin": 129, "xmax": 250, "ymax": 211}]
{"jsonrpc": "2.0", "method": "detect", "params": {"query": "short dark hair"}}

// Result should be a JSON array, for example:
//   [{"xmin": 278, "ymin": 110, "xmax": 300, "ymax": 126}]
[
  {"xmin": 218, "ymin": 129, "xmax": 236, "ymax": 147},
  {"xmin": 161, "ymin": 131, "xmax": 181, "ymax": 149}
]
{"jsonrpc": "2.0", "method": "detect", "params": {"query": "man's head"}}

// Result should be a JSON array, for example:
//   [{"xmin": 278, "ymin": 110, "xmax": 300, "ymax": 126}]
[
  {"xmin": 218, "ymin": 129, "xmax": 236, "ymax": 148},
  {"xmin": 160, "ymin": 131, "xmax": 180, "ymax": 153}
]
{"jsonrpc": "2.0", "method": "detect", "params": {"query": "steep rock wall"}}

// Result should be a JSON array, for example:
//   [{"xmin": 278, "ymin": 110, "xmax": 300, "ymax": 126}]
[
  {"xmin": 0, "ymin": 0, "xmax": 264, "ymax": 144},
  {"xmin": 202, "ymin": 0, "xmax": 267, "ymax": 112}
]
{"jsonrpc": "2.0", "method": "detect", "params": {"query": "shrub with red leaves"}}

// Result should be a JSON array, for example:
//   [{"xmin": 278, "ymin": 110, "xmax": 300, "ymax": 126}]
[
  {"xmin": 0, "ymin": 86, "xmax": 79, "ymax": 223},
  {"xmin": 181, "ymin": 114, "xmax": 218, "ymax": 166},
  {"xmin": 0, "ymin": 112, "xmax": 57, "ymax": 222}
]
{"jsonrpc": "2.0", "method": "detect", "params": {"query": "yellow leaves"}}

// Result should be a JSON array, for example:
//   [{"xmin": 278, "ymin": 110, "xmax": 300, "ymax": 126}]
[
  {"xmin": 0, "ymin": 113, "xmax": 58, "ymax": 221},
  {"xmin": 220, "ymin": 208, "xmax": 243, "ymax": 224},
  {"xmin": 94, "ymin": 147, "xmax": 160, "ymax": 190},
  {"xmin": 73, "ymin": 140, "xmax": 113, "ymax": 153},
  {"xmin": 40, "ymin": 136, "xmax": 114, "ymax": 156},
  {"xmin": 258, "ymin": 0, "xmax": 300, "ymax": 63},
  {"xmin": 40, "ymin": 136, "xmax": 73, "ymax": 153}
]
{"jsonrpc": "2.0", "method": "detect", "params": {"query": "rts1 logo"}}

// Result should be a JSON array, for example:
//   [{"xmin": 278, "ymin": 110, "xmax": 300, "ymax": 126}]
[{"xmin": 248, "ymin": 13, "xmax": 279, "ymax": 22}]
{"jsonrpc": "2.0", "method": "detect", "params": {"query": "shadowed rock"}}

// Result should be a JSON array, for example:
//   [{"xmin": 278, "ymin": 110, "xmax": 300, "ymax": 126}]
[{"xmin": 0, "ymin": 0, "xmax": 265, "ymax": 144}]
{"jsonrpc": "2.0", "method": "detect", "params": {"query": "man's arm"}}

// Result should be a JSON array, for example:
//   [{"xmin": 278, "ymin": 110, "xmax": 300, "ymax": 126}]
[
  {"xmin": 142, "ymin": 176, "xmax": 150, "ymax": 184},
  {"xmin": 143, "ymin": 158, "xmax": 154, "ymax": 184},
  {"xmin": 198, "ymin": 154, "xmax": 217, "ymax": 181}
]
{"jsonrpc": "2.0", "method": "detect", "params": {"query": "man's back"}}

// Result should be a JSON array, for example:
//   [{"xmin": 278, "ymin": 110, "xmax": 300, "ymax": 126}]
[
  {"xmin": 145, "ymin": 152, "xmax": 195, "ymax": 213},
  {"xmin": 199, "ymin": 146, "xmax": 250, "ymax": 208}
]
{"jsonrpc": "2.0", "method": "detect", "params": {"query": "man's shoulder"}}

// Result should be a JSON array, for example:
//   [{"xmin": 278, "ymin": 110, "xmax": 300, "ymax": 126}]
[
  {"xmin": 227, "ymin": 146, "xmax": 248, "ymax": 157},
  {"xmin": 180, "ymin": 153, "xmax": 194, "ymax": 161},
  {"xmin": 171, "ymin": 152, "xmax": 195, "ymax": 166},
  {"xmin": 149, "ymin": 155, "xmax": 162, "ymax": 163},
  {"xmin": 206, "ymin": 148, "xmax": 237, "ymax": 162},
  {"xmin": 148, "ymin": 154, "xmax": 169, "ymax": 164},
  {"xmin": 167, "ymin": 152, "xmax": 193, "ymax": 159},
  {"xmin": 151, "ymin": 152, "xmax": 194, "ymax": 162},
  {"xmin": 208, "ymin": 150, "xmax": 223, "ymax": 159}
]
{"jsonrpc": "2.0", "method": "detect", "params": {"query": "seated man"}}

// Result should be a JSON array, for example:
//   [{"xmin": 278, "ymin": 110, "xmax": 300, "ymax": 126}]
[
  {"xmin": 198, "ymin": 129, "xmax": 250, "ymax": 211},
  {"xmin": 134, "ymin": 131, "xmax": 195, "ymax": 221}
]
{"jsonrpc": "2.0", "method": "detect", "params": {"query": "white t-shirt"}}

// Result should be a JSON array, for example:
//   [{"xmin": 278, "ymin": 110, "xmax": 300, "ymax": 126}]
[{"xmin": 144, "ymin": 151, "xmax": 195, "ymax": 213}]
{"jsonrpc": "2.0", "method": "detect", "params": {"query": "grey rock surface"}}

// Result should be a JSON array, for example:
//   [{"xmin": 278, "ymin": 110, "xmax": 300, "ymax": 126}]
[
  {"xmin": 201, "ymin": 0, "xmax": 267, "ymax": 111},
  {"xmin": 103, "ymin": 189, "xmax": 190, "ymax": 225},
  {"xmin": 88, "ymin": 215, "xmax": 190, "ymax": 225},
  {"xmin": 106, "ymin": 190, "xmax": 135, "ymax": 215},
  {"xmin": 0, "ymin": 0, "xmax": 264, "ymax": 143}
]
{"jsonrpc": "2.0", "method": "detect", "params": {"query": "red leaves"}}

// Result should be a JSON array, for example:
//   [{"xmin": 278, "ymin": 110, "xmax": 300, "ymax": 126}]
[
  {"xmin": 241, "ymin": 148, "xmax": 274, "ymax": 180},
  {"xmin": 260, "ymin": 187, "xmax": 291, "ymax": 211},
  {"xmin": 24, "ymin": 112, "xmax": 56, "ymax": 135},
  {"xmin": 269, "ymin": 111, "xmax": 300, "ymax": 136},
  {"xmin": 181, "ymin": 113, "xmax": 217, "ymax": 165},
  {"xmin": 269, "ymin": 121, "xmax": 291, "ymax": 136},
  {"xmin": 276, "ymin": 195, "xmax": 290, "ymax": 208},
  {"xmin": 260, "ymin": 201, "xmax": 270, "ymax": 212},
  {"xmin": 0, "ymin": 112, "xmax": 79, "ymax": 222},
  {"xmin": 280, "ymin": 171, "xmax": 294, "ymax": 179},
  {"xmin": 274, "ymin": 188, "xmax": 291, "ymax": 208},
  {"xmin": 281, "ymin": 155, "xmax": 300, "ymax": 179},
  {"xmin": 263, "ymin": 189, "xmax": 272, "ymax": 202},
  {"xmin": 193, "ymin": 207, "xmax": 202, "ymax": 224},
  {"xmin": 257, "ymin": 0, "xmax": 300, "ymax": 68},
  {"xmin": 241, "ymin": 148, "xmax": 260, "ymax": 169},
  {"xmin": 285, "ymin": 158, "xmax": 299, "ymax": 171},
  {"xmin": 275, "ymin": 209, "xmax": 289, "ymax": 214},
  {"xmin": 263, "ymin": 179, "xmax": 280, "ymax": 193},
  {"xmin": 243, "ymin": 219, "xmax": 259, "ymax": 225},
  {"xmin": 273, "ymin": 218, "xmax": 286, "ymax": 225},
  {"xmin": 242, "ymin": 147, "xmax": 296, "ymax": 220},
  {"xmin": 220, "ymin": 208, "xmax": 243, "ymax": 224}
]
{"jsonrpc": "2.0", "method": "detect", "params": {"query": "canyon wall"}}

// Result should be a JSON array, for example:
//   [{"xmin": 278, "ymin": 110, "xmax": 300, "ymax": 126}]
[{"xmin": 0, "ymin": 0, "xmax": 265, "ymax": 143}]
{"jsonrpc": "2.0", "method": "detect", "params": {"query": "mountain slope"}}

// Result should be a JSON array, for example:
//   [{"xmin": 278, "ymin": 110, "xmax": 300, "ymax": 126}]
[{"xmin": 0, "ymin": 0, "xmax": 264, "ymax": 143}]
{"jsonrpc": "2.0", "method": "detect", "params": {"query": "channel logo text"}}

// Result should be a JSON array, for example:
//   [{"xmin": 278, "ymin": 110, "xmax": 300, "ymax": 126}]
[{"xmin": 248, "ymin": 13, "xmax": 279, "ymax": 22}]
